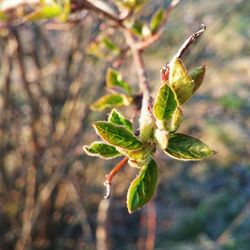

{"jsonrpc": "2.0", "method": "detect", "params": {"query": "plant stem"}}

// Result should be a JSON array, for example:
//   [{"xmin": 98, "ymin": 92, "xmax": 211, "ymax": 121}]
[{"xmin": 104, "ymin": 157, "xmax": 129, "ymax": 199}]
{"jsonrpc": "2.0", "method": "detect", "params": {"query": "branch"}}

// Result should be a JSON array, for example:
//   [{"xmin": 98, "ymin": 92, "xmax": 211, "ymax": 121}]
[
  {"xmin": 173, "ymin": 24, "xmax": 206, "ymax": 60},
  {"xmin": 71, "ymin": 0, "xmax": 125, "ymax": 28},
  {"xmin": 161, "ymin": 24, "xmax": 206, "ymax": 81},
  {"xmin": 104, "ymin": 157, "xmax": 128, "ymax": 199},
  {"xmin": 137, "ymin": 0, "xmax": 180, "ymax": 50}
]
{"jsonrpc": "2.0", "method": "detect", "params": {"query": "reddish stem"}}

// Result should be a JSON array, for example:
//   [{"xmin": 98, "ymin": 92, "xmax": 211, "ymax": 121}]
[{"xmin": 104, "ymin": 157, "xmax": 129, "ymax": 199}]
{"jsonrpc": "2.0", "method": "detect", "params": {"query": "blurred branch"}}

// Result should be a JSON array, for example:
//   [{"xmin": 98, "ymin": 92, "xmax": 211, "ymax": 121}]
[{"xmin": 137, "ymin": 0, "xmax": 180, "ymax": 50}]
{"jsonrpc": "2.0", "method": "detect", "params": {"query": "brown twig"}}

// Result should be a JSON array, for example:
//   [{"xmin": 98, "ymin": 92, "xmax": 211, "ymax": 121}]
[
  {"xmin": 104, "ymin": 157, "xmax": 129, "ymax": 199},
  {"xmin": 137, "ymin": 0, "xmax": 180, "ymax": 50},
  {"xmin": 161, "ymin": 24, "xmax": 206, "ymax": 81},
  {"xmin": 173, "ymin": 24, "xmax": 206, "ymax": 61}
]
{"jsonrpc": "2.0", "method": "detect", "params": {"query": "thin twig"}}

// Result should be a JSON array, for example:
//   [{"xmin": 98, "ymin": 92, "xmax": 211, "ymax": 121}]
[
  {"xmin": 173, "ymin": 24, "xmax": 206, "ymax": 61},
  {"xmin": 137, "ymin": 0, "xmax": 180, "ymax": 50},
  {"xmin": 104, "ymin": 157, "xmax": 128, "ymax": 199},
  {"xmin": 161, "ymin": 24, "xmax": 206, "ymax": 81}
]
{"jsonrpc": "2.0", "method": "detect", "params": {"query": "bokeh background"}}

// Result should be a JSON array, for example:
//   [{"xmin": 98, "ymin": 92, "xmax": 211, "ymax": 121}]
[{"xmin": 0, "ymin": 0, "xmax": 250, "ymax": 249}]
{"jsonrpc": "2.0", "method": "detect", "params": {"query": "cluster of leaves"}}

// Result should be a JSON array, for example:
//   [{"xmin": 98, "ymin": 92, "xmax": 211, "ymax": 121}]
[
  {"xmin": 84, "ymin": 57, "xmax": 215, "ymax": 213},
  {"xmin": 0, "ymin": 0, "xmax": 70, "ymax": 23}
]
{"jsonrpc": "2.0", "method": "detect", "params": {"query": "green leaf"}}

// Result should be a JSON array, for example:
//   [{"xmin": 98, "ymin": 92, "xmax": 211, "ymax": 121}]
[
  {"xmin": 108, "ymin": 109, "xmax": 133, "ymax": 132},
  {"xmin": 165, "ymin": 133, "xmax": 216, "ymax": 161},
  {"xmin": 93, "ymin": 121, "xmax": 143, "ymax": 150},
  {"xmin": 189, "ymin": 65, "xmax": 206, "ymax": 93},
  {"xmin": 169, "ymin": 59, "xmax": 194, "ymax": 104},
  {"xmin": 150, "ymin": 8, "xmax": 164, "ymax": 33},
  {"xmin": 84, "ymin": 142, "xmax": 121, "ymax": 159},
  {"xmin": 164, "ymin": 107, "xmax": 183, "ymax": 132},
  {"xmin": 128, "ymin": 19, "xmax": 143, "ymax": 36},
  {"xmin": 91, "ymin": 94, "xmax": 131, "ymax": 111},
  {"xmin": 153, "ymin": 84, "xmax": 179, "ymax": 121},
  {"xmin": 102, "ymin": 37, "xmax": 120, "ymax": 55},
  {"xmin": 106, "ymin": 68, "xmax": 132, "ymax": 94},
  {"xmin": 127, "ymin": 158, "xmax": 158, "ymax": 213},
  {"xmin": 26, "ymin": 1, "xmax": 63, "ymax": 21},
  {"xmin": 122, "ymin": 145, "xmax": 153, "ymax": 168}
]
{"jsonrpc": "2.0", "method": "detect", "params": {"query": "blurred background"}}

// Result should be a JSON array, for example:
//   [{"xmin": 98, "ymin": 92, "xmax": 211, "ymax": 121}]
[{"xmin": 0, "ymin": 0, "xmax": 250, "ymax": 249}]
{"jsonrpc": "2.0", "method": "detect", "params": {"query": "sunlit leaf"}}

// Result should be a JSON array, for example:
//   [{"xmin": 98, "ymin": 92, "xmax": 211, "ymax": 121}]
[
  {"xmin": 106, "ymin": 68, "xmax": 132, "ymax": 94},
  {"xmin": 150, "ymin": 8, "xmax": 164, "ymax": 33},
  {"xmin": 102, "ymin": 37, "xmax": 120, "ymax": 55},
  {"xmin": 165, "ymin": 133, "xmax": 216, "ymax": 161},
  {"xmin": 189, "ymin": 65, "xmax": 206, "ymax": 93},
  {"xmin": 153, "ymin": 84, "xmax": 179, "ymax": 121},
  {"xmin": 169, "ymin": 58, "xmax": 194, "ymax": 104},
  {"xmin": 122, "ymin": 145, "xmax": 153, "ymax": 168},
  {"xmin": 91, "ymin": 94, "xmax": 131, "ymax": 111},
  {"xmin": 127, "ymin": 158, "xmax": 158, "ymax": 213},
  {"xmin": 108, "ymin": 109, "xmax": 133, "ymax": 132},
  {"xmin": 128, "ymin": 19, "xmax": 143, "ymax": 36},
  {"xmin": 84, "ymin": 141, "xmax": 121, "ymax": 159},
  {"xmin": 164, "ymin": 107, "xmax": 183, "ymax": 132},
  {"xmin": 93, "ymin": 121, "xmax": 143, "ymax": 150}
]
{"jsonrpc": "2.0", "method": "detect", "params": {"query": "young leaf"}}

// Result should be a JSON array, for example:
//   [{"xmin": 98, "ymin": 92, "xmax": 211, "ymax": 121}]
[
  {"xmin": 189, "ymin": 65, "xmax": 206, "ymax": 93},
  {"xmin": 165, "ymin": 133, "xmax": 216, "ymax": 161},
  {"xmin": 154, "ymin": 128, "xmax": 168, "ymax": 150},
  {"xmin": 121, "ymin": 144, "xmax": 153, "ymax": 168},
  {"xmin": 102, "ymin": 37, "xmax": 120, "ymax": 55},
  {"xmin": 91, "ymin": 94, "xmax": 131, "ymax": 111},
  {"xmin": 108, "ymin": 109, "xmax": 133, "ymax": 132},
  {"xmin": 139, "ymin": 93, "xmax": 155, "ymax": 142},
  {"xmin": 153, "ymin": 84, "xmax": 179, "ymax": 121},
  {"xmin": 84, "ymin": 142, "xmax": 121, "ymax": 159},
  {"xmin": 164, "ymin": 107, "xmax": 183, "ymax": 132},
  {"xmin": 169, "ymin": 58, "xmax": 194, "ymax": 104},
  {"xmin": 93, "ymin": 121, "xmax": 143, "ymax": 150},
  {"xmin": 150, "ymin": 8, "xmax": 164, "ymax": 33},
  {"xmin": 127, "ymin": 158, "xmax": 158, "ymax": 213},
  {"xmin": 106, "ymin": 68, "xmax": 132, "ymax": 94},
  {"xmin": 28, "ymin": 3, "xmax": 62, "ymax": 20}
]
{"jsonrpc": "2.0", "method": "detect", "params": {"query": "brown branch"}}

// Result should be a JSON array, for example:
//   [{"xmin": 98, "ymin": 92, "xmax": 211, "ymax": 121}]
[
  {"xmin": 161, "ymin": 24, "xmax": 206, "ymax": 81},
  {"xmin": 71, "ymin": 0, "xmax": 125, "ymax": 28},
  {"xmin": 145, "ymin": 201, "xmax": 157, "ymax": 250},
  {"xmin": 137, "ymin": 0, "xmax": 180, "ymax": 50},
  {"xmin": 173, "ymin": 24, "xmax": 206, "ymax": 61},
  {"xmin": 104, "ymin": 157, "xmax": 128, "ymax": 199}
]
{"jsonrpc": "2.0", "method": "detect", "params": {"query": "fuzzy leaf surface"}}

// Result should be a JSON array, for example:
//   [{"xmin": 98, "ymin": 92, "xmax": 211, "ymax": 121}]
[
  {"xmin": 84, "ymin": 142, "xmax": 121, "ymax": 159},
  {"xmin": 106, "ymin": 68, "xmax": 132, "ymax": 94},
  {"xmin": 93, "ymin": 121, "xmax": 142, "ymax": 150},
  {"xmin": 169, "ymin": 59, "xmax": 194, "ymax": 104},
  {"xmin": 127, "ymin": 158, "xmax": 158, "ymax": 213},
  {"xmin": 91, "ymin": 94, "xmax": 131, "ymax": 111},
  {"xmin": 153, "ymin": 84, "xmax": 179, "ymax": 121},
  {"xmin": 108, "ymin": 109, "xmax": 133, "ymax": 132},
  {"xmin": 165, "ymin": 133, "xmax": 215, "ymax": 161}
]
